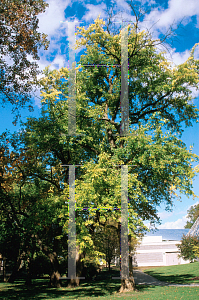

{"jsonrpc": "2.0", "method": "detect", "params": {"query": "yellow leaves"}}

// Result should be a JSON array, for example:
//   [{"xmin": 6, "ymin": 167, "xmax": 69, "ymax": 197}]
[
  {"xmin": 99, "ymin": 216, "xmax": 106, "ymax": 223},
  {"xmin": 194, "ymin": 165, "xmax": 199, "ymax": 173},
  {"xmin": 74, "ymin": 15, "xmax": 113, "ymax": 51},
  {"xmin": 159, "ymin": 60, "xmax": 170, "ymax": 73},
  {"xmin": 48, "ymin": 186, "xmax": 54, "ymax": 194},
  {"xmin": 189, "ymin": 43, "xmax": 199, "ymax": 59},
  {"xmin": 85, "ymin": 219, "xmax": 94, "ymax": 226},
  {"xmin": 193, "ymin": 245, "xmax": 199, "ymax": 256},
  {"xmin": 171, "ymin": 53, "xmax": 199, "ymax": 90},
  {"xmin": 170, "ymin": 184, "xmax": 177, "ymax": 192},
  {"xmin": 79, "ymin": 235, "xmax": 94, "ymax": 249}
]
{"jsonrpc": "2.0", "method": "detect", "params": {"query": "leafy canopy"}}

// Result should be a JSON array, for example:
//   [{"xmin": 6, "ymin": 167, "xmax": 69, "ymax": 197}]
[
  {"xmin": 2, "ymin": 13, "xmax": 199, "ymax": 283},
  {"xmin": 30, "ymin": 15, "xmax": 199, "ymax": 256},
  {"xmin": 0, "ymin": 0, "xmax": 49, "ymax": 119}
]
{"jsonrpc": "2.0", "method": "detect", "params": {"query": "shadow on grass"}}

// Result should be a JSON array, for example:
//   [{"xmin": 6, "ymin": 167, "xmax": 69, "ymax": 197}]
[
  {"xmin": 0, "ymin": 269, "xmax": 141, "ymax": 299},
  {"xmin": 145, "ymin": 271, "xmax": 197, "ymax": 284}
]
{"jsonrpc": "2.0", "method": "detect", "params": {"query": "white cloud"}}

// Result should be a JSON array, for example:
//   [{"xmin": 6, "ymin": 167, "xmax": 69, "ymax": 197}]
[
  {"xmin": 114, "ymin": 0, "xmax": 132, "ymax": 12},
  {"xmin": 108, "ymin": 0, "xmax": 137, "ymax": 25},
  {"xmin": 160, "ymin": 46, "xmax": 199, "ymax": 99},
  {"xmin": 144, "ymin": 0, "xmax": 199, "ymax": 31},
  {"xmin": 158, "ymin": 211, "xmax": 174, "ymax": 220},
  {"xmin": 158, "ymin": 215, "xmax": 188, "ymax": 229},
  {"xmin": 50, "ymin": 54, "xmax": 67, "ymax": 70},
  {"xmin": 32, "ymin": 88, "xmax": 42, "ymax": 108},
  {"xmin": 158, "ymin": 201, "xmax": 199, "ymax": 229},
  {"xmin": 38, "ymin": 0, "xmax": 71, "ymax": 36},
  {"xmin": 83, "ymin": 3, "xmax": 107, "ymax": 22},
  {"xmin": 168, "ymin": 49, "xmax": 190, "ymax": 66}
]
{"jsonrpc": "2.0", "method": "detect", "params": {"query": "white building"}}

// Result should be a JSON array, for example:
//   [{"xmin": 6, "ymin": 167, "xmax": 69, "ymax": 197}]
[{"xmin": 133, "ymin": 235, "xmax": 190, "ymax": 267}]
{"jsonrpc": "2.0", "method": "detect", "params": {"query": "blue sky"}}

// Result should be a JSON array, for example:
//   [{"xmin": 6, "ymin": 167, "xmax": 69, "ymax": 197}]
[{"xmin": 1, "ymin": 0, "xmax": 199, "ymax": 229}]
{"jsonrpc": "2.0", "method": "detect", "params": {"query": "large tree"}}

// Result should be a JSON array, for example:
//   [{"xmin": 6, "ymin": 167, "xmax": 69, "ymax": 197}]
[
  {"xmin": 0, "ymin": 0, "xmax": 49, "ymax": 119},
  {"xmin": 4, "ymin": 8, "xmax": 199, "ymax": 293},
  {"xmin": 73, "ymin": 14, "xmax": 199, "ymax": 291}
]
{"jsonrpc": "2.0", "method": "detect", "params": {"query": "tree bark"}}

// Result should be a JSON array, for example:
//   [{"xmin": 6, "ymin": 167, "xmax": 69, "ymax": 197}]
[
  {"xmin": 48, "ymin": 252, "xmax": 61, "ymax": 288},
  {"xmin": 7, "ymin": 257, "xmax": 22, "ymax": 283},
  {"xmin": 25, "ymin": 258, "xmax": 32, "ymax": 286},
  {"xmin": 108, "ymin": 259, "xmax": 111, "ymax": 272},
  {"xmin": 68, "ymin": 249, "xmax": 85, "ymax": 288},
  {"xmin": 119, "ymin": 255, "xmax": 135, "ymax": 293},
  {"xmin": 37, "ymin": 236, "xmax": 62, "ymax": 288},
  {"xmin": 3, "ymin": 257, "xmax": 6, "ymax": 282},
  {"xmin": 119, "ymin": 277, "xmax": 135, "ymax": 293}
]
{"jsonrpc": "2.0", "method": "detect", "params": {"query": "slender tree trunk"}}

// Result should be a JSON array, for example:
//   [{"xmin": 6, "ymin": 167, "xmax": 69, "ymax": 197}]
[
  {"xmin": 25, "ymin": 258, "xmax": 32, "ymax": 286},
  {"xmin": 108, "ymin": 259, "xmax": 111, "ymax": 272},
  {"xmin": 3, "ymin": 257, "xmax": 6, "ymax": 282},
  {"xmin": 108, "ymin": 238, "xmax": 111, "ymax": 272}
]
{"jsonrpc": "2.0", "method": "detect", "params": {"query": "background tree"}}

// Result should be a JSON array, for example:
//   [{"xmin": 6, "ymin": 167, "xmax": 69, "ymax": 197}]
[
  {"xmin": 92, "ymin": 217, "xmax": 121, "ymax": 272},
  {"xmin": 92, "ymin": 219, "xmax": 140, "ymax": 272},
  {"xmin": 0, "ymin": 138, "xmax": 68, "ymax": 287},
  {"xmin": 185, "ymin": 204, "xmax": 199, "ymax": 229},
  {"xmin": 178, "ymin": 234, "xmax": 199, "ymax": 261},
  {"xmin": 0, "ymin": 0, "xmax": 49, "ymax": 120}
]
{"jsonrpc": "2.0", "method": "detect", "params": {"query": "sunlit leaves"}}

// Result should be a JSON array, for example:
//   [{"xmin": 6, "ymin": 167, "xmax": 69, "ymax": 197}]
[{"xmin": 75, "ymin": 16, "xmax": 199, "ymax": 134}]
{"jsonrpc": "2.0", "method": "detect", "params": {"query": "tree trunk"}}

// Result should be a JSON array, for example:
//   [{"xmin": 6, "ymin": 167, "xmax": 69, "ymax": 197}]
[
  {"xmin": 48, "ymin": 252, "xmax": 61, "ymax": 288},
  {"xmin": 108, "ymin": 259, "xmax": 111, "ymax": 272},
  {"xmin": 68, "ymin": 249, "xmax": 85, "ymax": 288},
  {"xmin": 119, "ymin": 277, "xmax": 135, "ymax": 293},
  {"xmin": 3, "ymin": 257, "xmax": 6, "ymax": 282},
  {"xmin": 25, "ymin": 258, "xmax": 32, "ymax": 286},
  {"xmin": 7, "ymin": 257, "xmax": 22, "ymax": 283},
  {"xmin": 119, "ymin": 255, "xmax": 136, "ymax": 293},
  {"xmin": 39, "ymin": 240, "xmax": 62, "ymax": 288}
]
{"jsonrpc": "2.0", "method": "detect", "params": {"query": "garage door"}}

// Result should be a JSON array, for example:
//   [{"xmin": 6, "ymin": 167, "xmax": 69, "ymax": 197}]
[{"xmin": 166, "ymin": 252, "xmax": 179, "ymax": 266}]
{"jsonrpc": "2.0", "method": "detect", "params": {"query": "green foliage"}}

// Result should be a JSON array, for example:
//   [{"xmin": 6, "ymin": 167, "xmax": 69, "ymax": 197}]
[
  {"xmin": 0, "ymin": 0, "xmax": 49, "ymax": 116},
  {"xmin": 185, "ymin": 204, "xmax": 199, "ymax": 228},
  {"xmin": 178, "ymin": 234, "xmax": 199, "ymax": 261},
  {"xmin": 75, "ymin": 16, "xmax": 199, "ymax": 134},
  {"xmin": 1, "ymin": 11, "xmax": 199, "ymax": 285},
  {"xmin": 82, "ymin": 261, "xmax": 101, "ymax": 280},
  {"xmin": 31, "ymin": 253, "xmax": 51, "ymax": 277},
  {"xmin": 0, "ymin": 140, "xmax": 68, "ymax": 282}
]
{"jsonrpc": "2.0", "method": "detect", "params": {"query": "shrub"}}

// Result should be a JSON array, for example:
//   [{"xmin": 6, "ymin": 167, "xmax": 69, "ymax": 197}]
[
  {"xmin": 82, "ymin": 262, "xmax": 100, "ymax": 280},
  {"xmin": 31, "ymin": 253, "xmax": 51, "ymax": 277}
]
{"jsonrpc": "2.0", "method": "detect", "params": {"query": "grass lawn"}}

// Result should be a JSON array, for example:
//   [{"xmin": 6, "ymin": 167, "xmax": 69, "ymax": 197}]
[
  {"xmin": 143, "ymin": 261, "xmax": 199, "ymax": 285},
  {"xmin": 0, "ymin": 279, "xmax": 198, "ymax": 300},
  {"xmin": 0, "ymin": 267, "xmax": 198, "ymax": 300}
]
